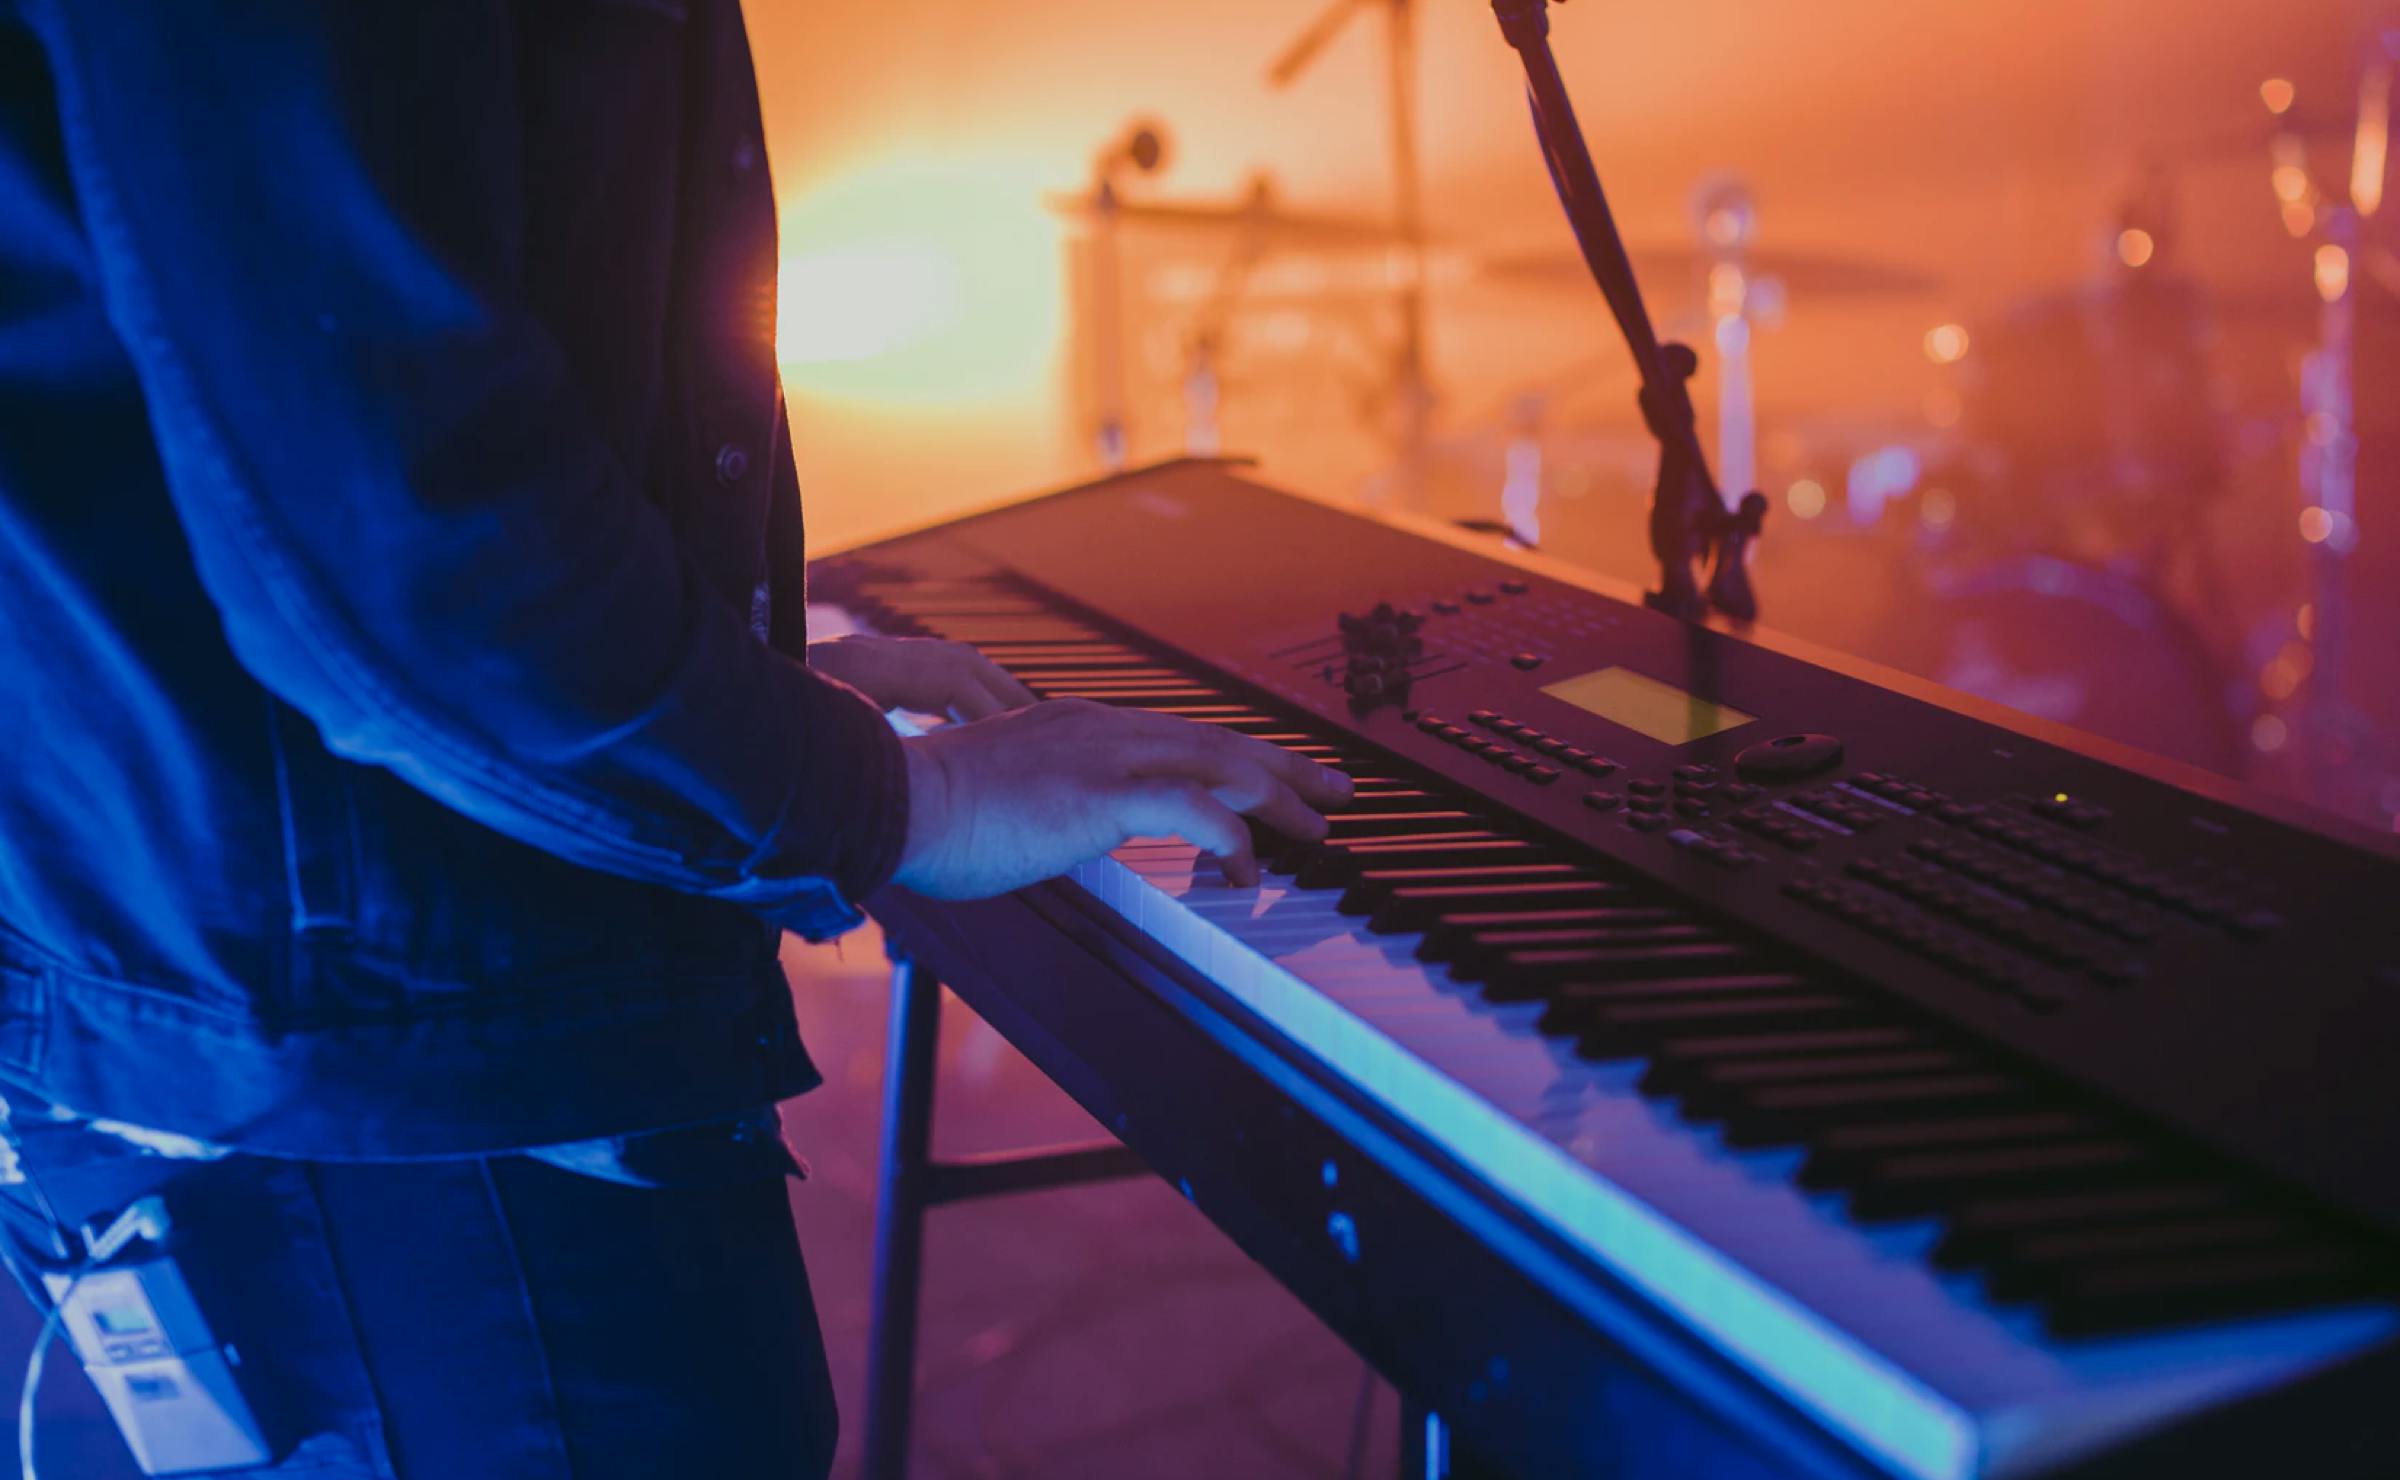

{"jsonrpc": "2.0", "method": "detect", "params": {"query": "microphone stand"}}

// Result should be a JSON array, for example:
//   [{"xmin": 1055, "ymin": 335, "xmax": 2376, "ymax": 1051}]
[{"xmin": 1488, "ymin": 0, "xmax": 1767, "ymax": 623}]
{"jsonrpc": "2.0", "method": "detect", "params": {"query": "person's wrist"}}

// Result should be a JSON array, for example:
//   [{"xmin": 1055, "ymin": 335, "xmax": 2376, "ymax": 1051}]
[{"xmin": 894, "ymin": 737, "xmax": 951, "ymax": 889}]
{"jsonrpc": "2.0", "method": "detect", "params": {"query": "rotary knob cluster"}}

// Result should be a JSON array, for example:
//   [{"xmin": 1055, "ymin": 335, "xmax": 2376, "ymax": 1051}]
[{"xmin": 1333, "ymin": 602, "xmax": 1425, "ymax": 708}]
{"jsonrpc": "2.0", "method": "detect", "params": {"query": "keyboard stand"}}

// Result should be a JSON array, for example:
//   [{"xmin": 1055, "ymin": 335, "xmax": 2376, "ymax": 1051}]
[
  {"xmin": 860, "ymin": 942, "xmax": 1520, "ymax": 1480},
  {"xmin": 856, "ymin": 876, "xmax": 1871, "ymax": 1480},
  {"xmin": 861, "ymin": 949, "xmax": 1151, "ymax": 1480}
]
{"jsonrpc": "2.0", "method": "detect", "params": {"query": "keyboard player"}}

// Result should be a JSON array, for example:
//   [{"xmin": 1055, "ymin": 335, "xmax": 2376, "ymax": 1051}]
[{"xmin": 0, "ymin": 8, "xmax": 1347, "ymax": 1478}]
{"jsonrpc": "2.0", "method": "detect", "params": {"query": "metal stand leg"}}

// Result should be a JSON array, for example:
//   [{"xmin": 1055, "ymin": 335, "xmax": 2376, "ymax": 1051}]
[
  {"xmin": 1398, "ymin": 1397, "xmax": 1505, "ymax": 1479},
  {"xmin": 859, "ymin": 954, "xmax": 1151, "ymax": 1479},
  {"xmin": 862, "ymin": 955, "xmax": 941, "ymax": 1480}
]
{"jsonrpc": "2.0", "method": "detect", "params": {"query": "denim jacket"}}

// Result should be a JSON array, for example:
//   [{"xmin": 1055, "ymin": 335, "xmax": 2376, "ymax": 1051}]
[{"xmin": 0, "ymin": 2, "xmax": 909, "ymax": 1157}]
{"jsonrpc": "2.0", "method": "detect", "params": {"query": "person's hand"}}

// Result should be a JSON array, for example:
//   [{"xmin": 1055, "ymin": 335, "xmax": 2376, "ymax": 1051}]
[
  {"xmin": 809, "ymin": 635, "xmax": 1038, "ymax": 723},
  {"xmin": 892, "ymin": 698, "xmax": 1354, "ymax": 899}
]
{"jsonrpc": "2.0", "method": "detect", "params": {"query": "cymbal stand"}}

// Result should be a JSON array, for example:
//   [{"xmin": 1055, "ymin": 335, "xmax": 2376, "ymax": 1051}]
[
  {"xmin": 1085, "ymin": 123, "xmax": 1169, "ymax": 471},
  {"xmin": 1487, "ymin": 0, "xmax": 1766, "ymax": 623},
  {"xmin": 1269, "ymin": 0, "xmax": 1434, "ymax": 508},
  {"xmin": 1181, "ymin": 178, "xmax": 1279, "ymax": 457}
]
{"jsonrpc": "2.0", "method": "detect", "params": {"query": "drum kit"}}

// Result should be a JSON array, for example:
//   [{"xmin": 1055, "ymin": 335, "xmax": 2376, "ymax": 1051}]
[{"xmin": 1042, "ymin": 17, "xmax": 2400, "ymax": 832}]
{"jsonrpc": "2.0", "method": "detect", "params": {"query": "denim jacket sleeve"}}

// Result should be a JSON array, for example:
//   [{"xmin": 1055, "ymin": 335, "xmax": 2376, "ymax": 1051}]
[{"xmin": 24, "ymin": 4, "xmax": 907, "ymax": 937}]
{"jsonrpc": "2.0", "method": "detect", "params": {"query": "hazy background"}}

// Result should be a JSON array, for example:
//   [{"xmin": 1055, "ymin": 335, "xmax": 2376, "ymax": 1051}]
[{"xmin": 746, "ymin": 0, "xmax": 2394, "ymax": 828}]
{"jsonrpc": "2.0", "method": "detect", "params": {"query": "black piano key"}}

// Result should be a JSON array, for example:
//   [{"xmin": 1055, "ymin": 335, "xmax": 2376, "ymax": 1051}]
[
  {"xmin": 1844, "ymin": 1139, "xmax": 2159, "ymax": 1222},
  {"xmin": 1643, "ymin": 1026, "xmax": 1933, "ymax": 1095},
  {"xmin": 1671, "ymin": 1049, "xmax": 1972, "ymax": 1120},
  {"xmin": 1574, "ymin": 991, "xmax": 1869, "ymax": 1059},
  {"xmin": 864, "ymin": 598, "xmax": 1051, "ymax": 617},
  {"xmin": 964, "ymin": 642, "xmax": 1142, "ymax": 662},
  {"xmin": 1716, "ymin": 1072, "xmax": 2032, "ymax": 1148},
  {"xmin": 1539, "ymin": 975, "xmax": 1817, "ymax": 1029},
  {"xmin": 1015, "ymin": 667, "xmax": 1193, "ymax": 686},
  {"xmin": 1444, "ymin": 923, "xmax": 1710, "ymax": 977},
  {"xmin": 1292, "ymin": 835, "xmax": 1540, "ymax": 888},
  {"xmin": 1322, "ymin": 811, "xmax": 1492, "ymax": 839},
  {"xmin": 1045, "ymin": 687, "xmax": 1227, "ymax": 704},
  {"xmin": 920, "ymin": 624, "xmax": 1113, "ymax": 644},
  {"xmin": 2038, "ymin": 1246, "xmax": 2383, "ymax": 1336},
  {"xmin": 1116, "ymin": 704, "xmax": 1260, "ymax": 720},
  {"xmin": 1983, "ymin": 1213, "xmax": 2310, "ymax": 1305},
  {"xmin": 1546, "ymin": 978, "xmax": 1811, "ymax": 1034},
  {"xmin": 1353, "ymin": 872, "xmax": 1610, "ymax": 927},
  {"xmin": 1797, "ymin": 1110, "xmax": 2099, "ymax": 1189},
  {"xmin": 1480, "ymin": 943, "xmax": 1754, "ymax": 1002},
  {"xmin": 1338, "ymin": 789, "xmax": 1451, "ymax": 813},
  {"xmin": 1934, "ymin": 1183, "xmax": 2246, "ymax": 1270},
  {"xmin": 1415, "ymin": 907, "xmax": 1683, "ymax": 960}
]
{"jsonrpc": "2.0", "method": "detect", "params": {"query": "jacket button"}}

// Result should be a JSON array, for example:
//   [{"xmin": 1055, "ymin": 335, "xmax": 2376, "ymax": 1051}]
[{"xmin": 714, "ymin": 443, "xmax": 750, "ymax": 485}]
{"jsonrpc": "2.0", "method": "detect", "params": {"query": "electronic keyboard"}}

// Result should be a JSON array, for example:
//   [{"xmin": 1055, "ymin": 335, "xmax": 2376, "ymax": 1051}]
[{"xmin": 816, "ymin": 460, "xmax": 2400, "ymax": 1480}]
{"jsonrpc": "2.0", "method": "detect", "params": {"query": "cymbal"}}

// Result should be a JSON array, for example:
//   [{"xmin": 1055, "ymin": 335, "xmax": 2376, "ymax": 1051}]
[
  {"xmin": 1476, "ymin": 244, "xmax": 1943, "ymax": 300},
  {"xmin": 1044, "ymin": 190, "xmax": 1417, "ymax": 247}
]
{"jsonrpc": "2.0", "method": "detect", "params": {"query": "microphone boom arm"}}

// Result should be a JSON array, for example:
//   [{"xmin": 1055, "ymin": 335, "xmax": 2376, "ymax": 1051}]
[{"xmin": 1489, "ymin": 0, "xmax": 1766, "ymax": 622}]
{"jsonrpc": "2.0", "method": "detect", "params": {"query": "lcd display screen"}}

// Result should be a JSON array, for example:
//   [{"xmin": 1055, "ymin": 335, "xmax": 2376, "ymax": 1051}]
[{"xmin": 1540, "ymin": 666, "xmax": 1755, "ymax": 745}]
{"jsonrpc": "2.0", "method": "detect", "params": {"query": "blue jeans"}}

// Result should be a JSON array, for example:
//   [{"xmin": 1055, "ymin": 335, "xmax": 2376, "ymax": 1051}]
[{"xmin": 0, "ymin": 1112, "xmax": 838, "ymax": 1479}]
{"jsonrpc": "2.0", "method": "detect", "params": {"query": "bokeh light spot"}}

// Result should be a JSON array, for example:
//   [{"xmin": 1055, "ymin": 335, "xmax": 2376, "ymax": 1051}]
[{"xmin": 777, "ymin": 151, "xmax": 1063, "ymax": 409}]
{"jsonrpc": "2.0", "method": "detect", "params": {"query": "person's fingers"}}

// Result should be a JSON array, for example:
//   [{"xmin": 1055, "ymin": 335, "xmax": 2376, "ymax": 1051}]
[
  {"xmin": 1132, "ymin": 748, "xmax": 1327, "ymax": 843},
  {"xmin": 1110, "ymin": 710, "xmax": 1355, "ymax": 810},
  {"xmin": 945, "ymin": 674, "xmax": 1010, "ymax": 723},
  {"xmin": 1116, "ymin": 780, "xmax": 1257, "ymax": 886},
  {"xmin": 1252, "ymin": 741, "xmax": 1354, "ymax": 807},
  {"xmin": 972, "ymin": 653, "xmax": 1040, "ymax": 709}
]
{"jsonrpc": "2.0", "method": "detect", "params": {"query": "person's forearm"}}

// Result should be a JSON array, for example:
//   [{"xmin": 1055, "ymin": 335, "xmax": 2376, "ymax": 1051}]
[{"xmin": 30, "ymin": 0, "xmax": 907, "ymax": 928}]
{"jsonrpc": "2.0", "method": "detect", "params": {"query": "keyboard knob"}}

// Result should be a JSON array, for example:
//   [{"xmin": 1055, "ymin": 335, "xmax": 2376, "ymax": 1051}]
[{"xmin": 1734, "ymin": 733, "xmax": 1844, "ymax": 782}]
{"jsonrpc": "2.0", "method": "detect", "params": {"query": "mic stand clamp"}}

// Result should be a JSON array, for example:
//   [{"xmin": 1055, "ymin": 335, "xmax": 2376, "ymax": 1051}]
[{"xmin": 1640, "ymin": 343, "xmax": 1767, "ymax": 623}]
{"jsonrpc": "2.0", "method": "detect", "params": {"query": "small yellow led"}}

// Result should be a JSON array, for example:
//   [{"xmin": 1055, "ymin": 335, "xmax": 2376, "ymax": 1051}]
[{"xmin": 2052, "ymin": 792, "xmax": 2070, "ymax": 803}]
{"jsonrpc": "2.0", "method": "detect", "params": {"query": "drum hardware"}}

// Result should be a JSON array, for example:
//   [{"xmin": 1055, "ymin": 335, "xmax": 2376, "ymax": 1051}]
[
  {"xmin": 2248, "ymin": 39, "xmax": 2395, "ymax": 822},
  {"xmin": 1075, "ymin": 118, "xmax": 1173, "ymax": 471},
  {"xmin": 1267, "ymin": 0, "xmax": 1435, "ymax": 510}
]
